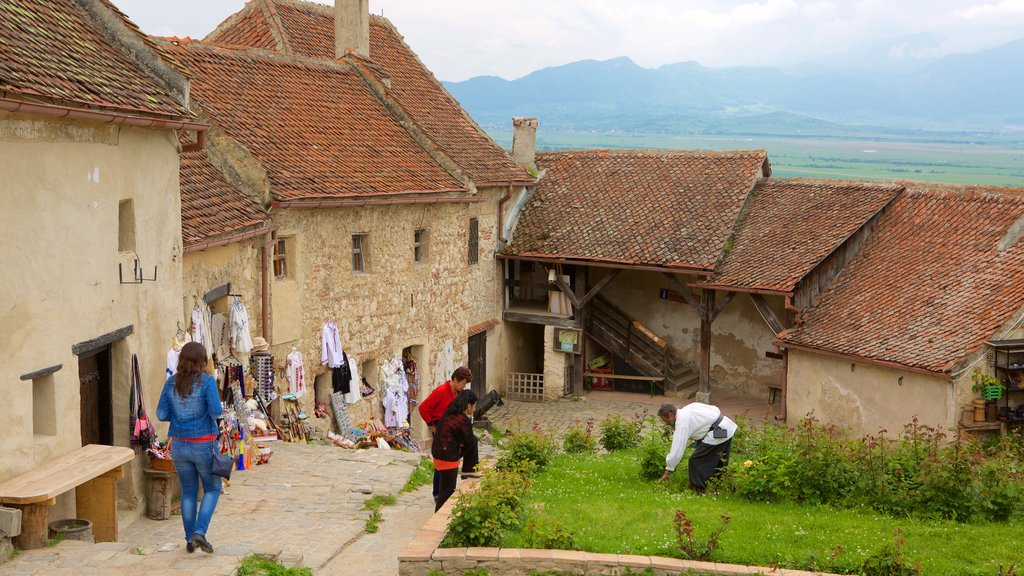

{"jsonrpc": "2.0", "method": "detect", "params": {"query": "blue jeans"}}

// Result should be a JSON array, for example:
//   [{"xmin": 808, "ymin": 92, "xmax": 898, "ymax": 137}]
[{"xmin": 171, "ymin": 439, "xmax": 222, "ymax": 543}]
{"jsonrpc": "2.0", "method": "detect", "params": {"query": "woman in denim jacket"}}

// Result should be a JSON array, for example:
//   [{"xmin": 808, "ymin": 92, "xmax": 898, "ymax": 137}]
[{"xmin": 157, "ymin": 342, "xmax": 223, "ymax": 554}]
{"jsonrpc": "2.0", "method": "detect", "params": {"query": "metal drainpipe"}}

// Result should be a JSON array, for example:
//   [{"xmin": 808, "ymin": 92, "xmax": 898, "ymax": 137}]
[
  {"xmin": 261, "ymin": 230, "xmax": 276, "ymax": 342},
  {"xmin": 497, "ymin": 181, "xmax": 514, "ymax": 243}
]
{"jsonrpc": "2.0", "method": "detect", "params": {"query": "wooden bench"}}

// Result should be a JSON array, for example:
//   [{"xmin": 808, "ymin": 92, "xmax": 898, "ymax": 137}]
[{"xmin": 0, "ymin": 444, "xmax": 135, "ymax": 549}]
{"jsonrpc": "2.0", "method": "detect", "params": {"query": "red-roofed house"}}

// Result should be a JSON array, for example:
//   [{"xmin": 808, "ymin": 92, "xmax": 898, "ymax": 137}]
[
  {"xmin": 168, "ymin": 0, "xmax": 532, "ymax": 437},
  {"xmin": 1, "ymin": 0, "xmax": 205, "ymax": 540},
  {"xmin": 780, "ymin": 186, "xmax": 1024, "ymax": 434}
]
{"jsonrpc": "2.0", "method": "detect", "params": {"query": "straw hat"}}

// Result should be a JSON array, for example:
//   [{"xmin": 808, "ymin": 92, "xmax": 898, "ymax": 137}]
[{"xmin": 251, "ymin": 336, "xmax": 270, "ymax": 352}]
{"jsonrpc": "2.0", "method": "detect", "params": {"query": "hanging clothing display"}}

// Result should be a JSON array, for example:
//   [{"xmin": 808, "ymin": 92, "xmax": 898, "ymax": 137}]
[
  {"xmin": 250, "ymin": 350, "xmax": 276, "ymax": 401},
  {"xmin": 331, "ymin": 365, "xmax": 351, "ymax": 395},
  {"xmin": 321, "ymin": 321, "xmax": 344, "ymax": 367},
  {"xmin": 404, "ymin": 356, "xmax": 419, "ymax": 401},
  {"xmin": 285, "ymin": 347, "xmax": 306, "ymax": 397},
  {"xmin": 230, "ymin": 297, "xmax": 254, "ymax": 354},
  {"xmin": 346, "ymin": 357, "xmax": 361, "ymax": 404},
  {"xmin": 380, "ymin": 358, "xmax": 409, "ymax": 427},
  {"xmin": 210, "ymin": 313, "xmax": 230, "ymax": 359},
  {"xmin": 190, "ymin": 303, "xmax": 213, "ymax": 353}
]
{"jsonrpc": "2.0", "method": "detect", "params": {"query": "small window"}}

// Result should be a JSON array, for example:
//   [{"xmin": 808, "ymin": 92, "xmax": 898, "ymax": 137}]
[
  {"xmin": 352, "ymin": 234, "xmax": 367, "ymax": 272},
  {"xmin": 118, "ymin": 199, "xmax": 136, "ymax": 251},
  {"xmin": 468, "ymin": 217, "xmax": 479, "ymax": 265},
  {"xmin": 33, "ymin": 374, "xmax": 57, "ymax": 436},
  {"xmin": 273, "ymin": 238, "xmax": 288, "ymax": 279},
  {"xmin": 414, "ymin": 229, "xmax": 427, "ymax": 263}
]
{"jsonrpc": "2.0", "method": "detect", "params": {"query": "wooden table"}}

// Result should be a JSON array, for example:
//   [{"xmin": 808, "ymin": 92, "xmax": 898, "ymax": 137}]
[{"xmin": 0, "ymin": 444, "xmax": 134, "ymax": 549}]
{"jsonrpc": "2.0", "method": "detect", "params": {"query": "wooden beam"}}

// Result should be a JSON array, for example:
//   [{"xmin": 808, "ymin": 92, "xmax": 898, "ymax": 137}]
[
  {"xmin": 552, "ymin": 273, "xmax": 581, "ymax": 309},
  {"xmin": 203, "ymin": 282, "xmax": 232, "ymax": 304},
  {"xmin": 662, "ymin": 272, "xmax": 702, "ymax": 314},
  {"xmin": 503, "ymin": 311, "xmax": 581, "ymax": 329},
  {"xmin": 711, "ymin": 291, "xmax": 736, "ymax": 322},
  {"xmin": 699, "ymin": 289, "xmax": 715, "ymax": 396},
  {"xmin": 579, "ymin": 269, "xmax": 621, "ymax": 307},
  {"xmin": 750, "ymin": 293, "xmax": 785, "ymax": 335}
]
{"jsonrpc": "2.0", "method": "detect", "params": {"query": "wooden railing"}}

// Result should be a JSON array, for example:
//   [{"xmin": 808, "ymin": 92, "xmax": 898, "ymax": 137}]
[{"xmin": 506, "ymin": 372, "xmax": 545, "ymax": 402}]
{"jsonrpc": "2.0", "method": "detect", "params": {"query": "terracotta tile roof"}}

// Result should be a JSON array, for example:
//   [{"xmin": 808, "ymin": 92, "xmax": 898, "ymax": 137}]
[
  {"xmin": 202, "ymin": 0, "xmax": 531, "ymax": 186},
  {"xmin": 0, "ymin": 0, "xmax": 190, "ymax": 119},
  {"xmin": 505, "ymin": 150, "xmax": 768, "ymax": 270},
  {"xmin": 204, "ymin": 2, "xmax": 281, "ymax": 52},
  {"xmin": 163, "ymin": 41, "xmax": 465, "ymax": 200},
  {"xmin": 781, "ymin": 186, "xmax": 1024, "ymax": 374},
  {"xmin": 709, "ymin": 179, "xmax": 902, "ymax": 292},
  {"xmin": 180, "ymin": 148, "xmax": 271, "ymax": 246}
]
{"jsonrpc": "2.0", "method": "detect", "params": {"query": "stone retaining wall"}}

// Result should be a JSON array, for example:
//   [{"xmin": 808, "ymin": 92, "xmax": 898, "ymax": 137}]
[{"xmin": 397, "ymin": 478, "xmax": 843, "ymax": 576}]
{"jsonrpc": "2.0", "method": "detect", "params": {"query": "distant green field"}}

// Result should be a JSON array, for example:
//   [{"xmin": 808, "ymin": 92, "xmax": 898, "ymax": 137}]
[{"xmin": 493, "ymin": 130, "xmax": 1024, "ymax": 188}]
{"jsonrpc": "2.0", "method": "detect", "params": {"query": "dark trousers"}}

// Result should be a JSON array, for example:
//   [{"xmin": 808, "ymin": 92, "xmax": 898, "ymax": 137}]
[
  {"xmin": 433, "ymin": 433, "xmax": 479, "ymax": 510},
  {"xmin": 688, "ymin": 438, "xmax": 732, "ymax": 492}
]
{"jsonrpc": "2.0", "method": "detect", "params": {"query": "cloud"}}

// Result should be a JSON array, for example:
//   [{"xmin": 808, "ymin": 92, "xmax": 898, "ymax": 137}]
[{"xmin": 953, "ymin": 0, "xmax": 1024, "ymax": 19}]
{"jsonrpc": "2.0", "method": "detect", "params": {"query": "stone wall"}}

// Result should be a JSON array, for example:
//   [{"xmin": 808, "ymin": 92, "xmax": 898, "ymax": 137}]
[
  {"xmin": 182, "ymin": 239, "xmax": 265, "ymax": 338},
  {"xmin": 0, "ymin": 115, "xmax": 184, "ymax": 521}
]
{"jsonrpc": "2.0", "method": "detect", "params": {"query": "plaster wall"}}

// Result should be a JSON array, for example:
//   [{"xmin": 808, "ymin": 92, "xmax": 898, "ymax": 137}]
[
  {"xmin": 596, "ymin": 269, "xmax": 783, "ymax": 396},
  {"xmin": 543, "ymin": 325, "xmax": 569, "ymax": 400},
  {"xmin": 786, "ymin": 349, "xmax": 953, "ymax": 435},
  {"xmin": 270, "ymin": 201, "xmax": 475, "ymax": 441},
  {"xmin": 0, "ymin": 115, "xmax": 183, "ymax": 520}
]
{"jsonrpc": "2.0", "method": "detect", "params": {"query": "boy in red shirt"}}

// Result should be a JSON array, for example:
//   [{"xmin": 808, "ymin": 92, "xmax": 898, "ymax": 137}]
[{"xmin": 419, "ymin": 366, "xmax": 473, "ymax": 506}]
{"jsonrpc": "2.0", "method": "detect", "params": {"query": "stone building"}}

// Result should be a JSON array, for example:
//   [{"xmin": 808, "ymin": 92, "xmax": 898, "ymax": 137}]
[
  {"xmin": 0, "ymin": 0, "xmax": 203, "ymax": 528},
  {"xmin": 171, "ymin": 0, "xmax": 532, "ymax": 438}
]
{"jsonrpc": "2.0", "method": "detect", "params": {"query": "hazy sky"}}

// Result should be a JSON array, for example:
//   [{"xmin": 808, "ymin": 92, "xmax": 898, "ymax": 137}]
[{"xmin": 111, "ymin": 0, "xmax": 1024, "ymax": 81}]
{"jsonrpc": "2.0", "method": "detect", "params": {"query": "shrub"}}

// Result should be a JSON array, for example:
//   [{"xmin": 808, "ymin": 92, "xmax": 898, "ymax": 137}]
[
  {"xmin": 673, "ymin": 510, "xmax": 730, "ymax": 561},
  {"xmin": 443, "ymin": 464, "xmax": 532, "ymax": 547},
  {"xmin": 639, "ymin": 434, "xmax": 671, "ymax": 480},
  {"xmin": 562, "ymin": 419, "xmax": 597, "ymax": 454},
  {"xmin": 599, "ymin": 415, "xmax": 641, "ymax": 451},
  {"xmin": 860, "ymin": 529, "xmax": 922, "ymax": 576},
  {"xmin": 523, "ymin": 517, "xmax": 577, "ymax": 550},
  {"xmin": 498, "ymin": 424, "xmax": 558, "ymax": 471}
]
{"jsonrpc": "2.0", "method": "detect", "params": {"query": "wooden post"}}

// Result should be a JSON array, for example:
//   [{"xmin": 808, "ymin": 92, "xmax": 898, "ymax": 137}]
[
  {"xmin": 573, "ymin": 266, "xmax": 587, "ymax": 395},
  {"xmin": 698, "ymin": 289, "xmax": 715, "ymax": 403},
  {"xmin": 12, "ymin": 502, "xmax": 49, "ymax": 550},
  {"xmin": 75, "ymin": 466, "xmax": 122, "ymax": 543}
]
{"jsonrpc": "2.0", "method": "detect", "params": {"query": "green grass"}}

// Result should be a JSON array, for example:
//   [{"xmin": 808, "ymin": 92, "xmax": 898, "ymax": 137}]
[
  {"xmin": 498, "ymin": 450, "xmax": 1024, "ymax": 575},
  {"xmin": 365, "ymin": 508, "xmax": 382, "ymax": 533},
  {"xmin": 362, "ymin": 493, "xmax": 397, "ymax": 510},
  {"xmin": 237, "ymin": 555, "xmax": 313, "ymax": 576},
  {"xmin": 400, "ymin": 458, "xmax": 435, "ymax": 494}
]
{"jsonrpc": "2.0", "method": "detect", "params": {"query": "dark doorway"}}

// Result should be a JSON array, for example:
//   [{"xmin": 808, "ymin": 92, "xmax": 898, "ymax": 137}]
[
  {"xmin": 79, "ymin": 348, "xmax": 113, "ymax": 446},
  {"xmin": 468, "ymin": 331, "xmax": 487, "ymax": 396}
]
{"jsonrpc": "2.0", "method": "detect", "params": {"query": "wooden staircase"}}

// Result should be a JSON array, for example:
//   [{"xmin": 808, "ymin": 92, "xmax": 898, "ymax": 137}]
[{"xmin": 585, "ymin": 295, "xmax": 698, "ymax": 397}]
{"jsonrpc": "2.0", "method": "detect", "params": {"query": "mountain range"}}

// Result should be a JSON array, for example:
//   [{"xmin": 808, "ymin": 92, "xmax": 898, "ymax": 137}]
[{"xmin": 443, "ymin": 39, "xmax": 1024, "ymax": 137}]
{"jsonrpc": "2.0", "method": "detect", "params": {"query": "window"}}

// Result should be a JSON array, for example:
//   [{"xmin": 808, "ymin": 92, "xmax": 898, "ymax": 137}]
[
  {"xmin": 468, "ymin": 217, "xmax": 479, "ymax": 265},
  {"xmin": 414, "ymin": 229, "xmax": 427, "ymax": 263},
  {"xmin": 118, "ymin": 199, "xmax": 136, "ymax": 251},
  {"xmin": 273, "ymin": 238, "xmax": 288, "ymax": 279},
  {"xmin": 352, "ymin": 234, "xmax": 367, "ymax": 272},
  {"xmin": 33, "ymin": 374, "xmax": 57, "ymax": 436}
]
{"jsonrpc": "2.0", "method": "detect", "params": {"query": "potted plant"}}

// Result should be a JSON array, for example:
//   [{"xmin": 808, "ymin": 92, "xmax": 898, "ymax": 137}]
[{"xmin": 972, "ymin": 373, "xmax": 1006, "ymax": 401}]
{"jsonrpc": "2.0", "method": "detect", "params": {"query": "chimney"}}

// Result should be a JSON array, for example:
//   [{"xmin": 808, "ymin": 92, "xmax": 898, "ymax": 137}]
[
  {"xmin": 335, "ymin": 0, "xmax": 369, "ymax": 59},
  {"xmin": 512, "ymin": 117, "xmax": 538, "ymax": 170}
]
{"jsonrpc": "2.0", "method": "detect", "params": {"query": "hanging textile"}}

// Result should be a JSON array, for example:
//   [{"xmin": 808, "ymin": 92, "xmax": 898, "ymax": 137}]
[
  {"xmin": 210, "ymin": 313, "xmax": 229, "ymax": 359},
  {"xmin": 230, "ymin": 297, "xmax": 254, "ymax": 354},
  {"xmin": 380, "ymin": 358, "xmax": 409, "ymax": 427},
  {"xmin": 404, "ymin": 356, "xmax": 419, "ymax": 401},
  {"xmin": 285, "ymin": 347, "xmax": 305, "ymax": 397},
  {"xmin": 321, "ymin": 321, "xmax": 344, "ymax": 367},
  {"xmin": 190, "ymin": 303, "xmax": 213, "ymax": 352},
  {"xmin": 345, "ymin": 355, "xmax": 361, "ymax": 404},
  {"xmin": 129, "ymin": 354, "xmax": 157, "ymax": 451}
]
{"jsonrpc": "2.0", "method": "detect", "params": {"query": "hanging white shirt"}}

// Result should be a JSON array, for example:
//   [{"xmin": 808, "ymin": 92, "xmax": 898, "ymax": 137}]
[
  {"xmin": 345, "ymin": 354, "xmax": 361, "ymax": 404},
  {"xmin": 665, "ymin": 402, "xmax": 737, "ymax": 472},
  {"xmin": 286, "ymin": 348, "xmax": 306, "ymax": 397},
  {"xmin": 230, "ymin": 298, "xmax": 254, "ymax": 354},
  {"xmin": 166, "ymin": 348, "xmax": 180, "ymax": 377},
  {"xmin": 321, "ymin": 322, "xmax": 345, "ymax": 368},
  {"xmin": 190, "ymin": 306, "xmax": 210, "ymax": 350},
  {"xmin": 210, "ymin": 313, "xmax": 230, "ymax": 359}
]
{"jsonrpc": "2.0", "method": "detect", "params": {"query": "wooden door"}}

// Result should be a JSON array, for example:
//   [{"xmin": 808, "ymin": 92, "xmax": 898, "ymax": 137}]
[
  {"xmin": 468, "ymin": 332, "xmax": 486, "ymax": 396},
  {"xmin": 79, "ymin": 349, "xmax": 113, "ymax": 446}
]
